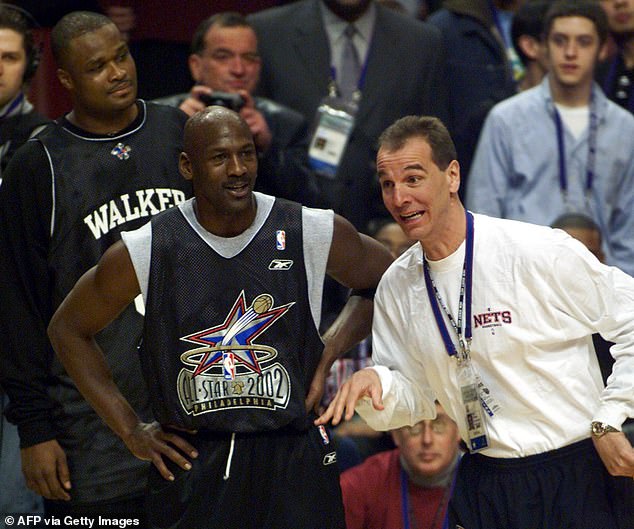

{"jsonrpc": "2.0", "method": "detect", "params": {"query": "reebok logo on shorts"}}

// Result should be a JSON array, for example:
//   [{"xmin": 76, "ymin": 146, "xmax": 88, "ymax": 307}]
[{"xmin": 323, "ymin": 451, "xmax": 337, "ymax": 466}]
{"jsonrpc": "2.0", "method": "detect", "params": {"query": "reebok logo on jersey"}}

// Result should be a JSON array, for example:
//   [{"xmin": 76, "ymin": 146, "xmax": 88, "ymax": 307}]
[
  {"xmin": 268, "ymin": 259, "xmax": 294, "ymax": 270},
  {"xmin": 323, "ymin": 451, "xmax": 337, "ymax": 466}
]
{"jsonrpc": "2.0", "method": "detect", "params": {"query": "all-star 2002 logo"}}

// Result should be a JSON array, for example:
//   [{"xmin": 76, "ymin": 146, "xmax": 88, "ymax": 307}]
[{"xmin": 177, "ymin": 291, "xmax": 294, "ymax": 416}]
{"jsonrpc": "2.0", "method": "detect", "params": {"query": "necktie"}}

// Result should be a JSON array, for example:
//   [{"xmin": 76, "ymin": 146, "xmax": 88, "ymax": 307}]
[{"xmin": 339, "ymin": 24, "xmax": 361, "ymax": 100}]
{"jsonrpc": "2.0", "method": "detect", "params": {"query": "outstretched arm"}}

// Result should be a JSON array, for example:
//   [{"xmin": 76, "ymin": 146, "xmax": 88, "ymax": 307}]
[
  {"xmin": 48, "ymin": 241, "xmax": 197, "ymax": 481},
  {"xmin": 315, "ymin": 368, "xmax": 385, "ymax": 426}
]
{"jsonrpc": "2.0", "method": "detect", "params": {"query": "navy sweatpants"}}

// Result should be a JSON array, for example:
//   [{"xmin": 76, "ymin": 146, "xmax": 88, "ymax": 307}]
[{"xmin": 449, "ymin": 438, "xmax": 634, "ymax": 529}]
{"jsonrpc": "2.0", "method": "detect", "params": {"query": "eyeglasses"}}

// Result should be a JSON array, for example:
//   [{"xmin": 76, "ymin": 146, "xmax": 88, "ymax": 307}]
[{"xmin": 403, "ymin": 416, "xmax": 451, "ymax": 436}]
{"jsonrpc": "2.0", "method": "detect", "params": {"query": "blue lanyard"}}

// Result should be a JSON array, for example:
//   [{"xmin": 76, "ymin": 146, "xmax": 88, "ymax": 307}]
[
  {"xmin": 602, "ymin": 54, "xmax": 634, "ymax": 114},
  {"xmin": 330, "ymin": 61, "xmax": 369, "ymax": 95},
  {"xmin": 423, "ymin": 211, "xmax": 475, "ymax": 358},
  {"xmin": 552, "ymin": 92, "xmax": 598, "ymax": 199},
  {"xmin": 400, "ymin": 469, "xmax": 410, "ymax": 529},
  {"xmin": 400, "ymin": 467, "xmax": 454, "ymax": 529},
  {"xmin": 329, "ymin": 32, "xmax": 372, "ymax": 94}
]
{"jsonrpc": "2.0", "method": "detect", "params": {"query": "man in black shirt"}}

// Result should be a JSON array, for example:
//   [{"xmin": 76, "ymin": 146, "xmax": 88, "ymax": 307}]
[
  {"xmin": 598, "ymin": 0, "xmax": 634, "ymax": 114},
  {"xmin": 47, "ymin": 106, "xmax": 393, "ymax": 529},
  {"xmin": 0, "ymin": 11, "xmax": 191, "ymax": 519}
]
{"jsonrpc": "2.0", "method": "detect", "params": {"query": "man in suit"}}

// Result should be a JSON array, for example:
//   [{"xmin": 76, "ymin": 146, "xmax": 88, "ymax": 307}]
[
  {"xmin": 249, "ymin": 0, "xmax": 447, "ymax": 233},
  {"xmin": 427, "ymin": 0, "xmax": 522, "ymax": 196},
  {"xmin": 156, "ymin": 12, "xmax": 318, "ymax": 206}
]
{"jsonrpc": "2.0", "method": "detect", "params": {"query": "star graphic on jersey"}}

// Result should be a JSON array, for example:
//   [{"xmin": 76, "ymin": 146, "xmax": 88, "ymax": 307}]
[{"xmin": 181, "ymin": 291, "xmax": 293, "ymax": 378}]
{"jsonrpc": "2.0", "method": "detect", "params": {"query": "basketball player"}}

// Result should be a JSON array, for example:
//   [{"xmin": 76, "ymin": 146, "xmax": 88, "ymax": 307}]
[
  {"xmin": 47, "ymin": 106, "xmax": 393, "ymax": 529},
  {"xmin": 0, "ymin": 11, "xmax": 192, "ymax": 520}
]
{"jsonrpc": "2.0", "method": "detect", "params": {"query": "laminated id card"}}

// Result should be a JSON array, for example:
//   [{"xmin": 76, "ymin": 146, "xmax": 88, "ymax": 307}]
[
  {"xmin": 457, "ymin": 358, "xmax": 490, "ymax": 452},
  {"xmin": 308, "ymin": 97, "xmax": 357, "ymax": 178}
]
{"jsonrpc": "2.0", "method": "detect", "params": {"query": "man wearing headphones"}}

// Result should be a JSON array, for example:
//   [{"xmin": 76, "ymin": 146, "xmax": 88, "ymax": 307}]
[{"xmin": 0, "ymin": 4, "xmax": 48, "ymax": 184}]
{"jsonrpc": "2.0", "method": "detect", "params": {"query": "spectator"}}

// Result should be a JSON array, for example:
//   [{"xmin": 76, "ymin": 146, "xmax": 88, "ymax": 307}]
[
  {"xmin": 427, "ymin": 0, "xmax": 522, "ymax": 192},
  {"xmin": 340, "ymin": 402, "xmax": 461, "ymax": 529},
  {"xmin": 467, "ymin": 0, "xmax": 634, "ymax": 276},
  {"xmin": 511, "ymin": 0, "xmax": 551, "ymax": 91},
  {"xmin": 249, "ymin": 0, "xmax": 447, "ymax": 233},
  {"xmin": 46, "ymin": 106, "xmax": 393, "ymax": 529},
  {"xmin": 0, "ymin": 11, "xmax": 191, "ymax": 519},
  {"xmin": 0, "ymin": 4, "xmax": 49, "ymax": 183},
  {"xmin": 249, "ymin": 0, "xmax": 446, "ymax": 344},
  {"xmin": 155, "ymin": 12, "xmax": 318, "ymax": 205},
  {"xmin": 597, "ymin": 0, "xmax": 634, "ymax": 113},
  {"xmin": 551, "ymin": 211, "xmax": 606, "ymax": 262},
  {"xmin": 373, "ymin": 219, "xmax": 415, "ymax": 258}
]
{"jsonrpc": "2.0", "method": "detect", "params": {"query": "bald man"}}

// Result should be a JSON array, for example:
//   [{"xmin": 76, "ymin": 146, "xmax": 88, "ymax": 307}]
[{"xmin": 47, "ymin": 107, "xmax": 393, "ymax": 529}]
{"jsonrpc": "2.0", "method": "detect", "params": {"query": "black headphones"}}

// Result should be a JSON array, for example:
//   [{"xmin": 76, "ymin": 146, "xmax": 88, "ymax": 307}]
[{"xmin": 0, "ymin": 3, "xmax": 42, "ymax": 83}]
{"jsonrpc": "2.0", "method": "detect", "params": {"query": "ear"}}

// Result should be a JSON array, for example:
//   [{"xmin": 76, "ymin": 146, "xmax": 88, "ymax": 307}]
[
  {"xmin": 518, "ymin": 35, "xmax": 539, "ymax": 61},
  {"xmin": 598, "ymin": 42, "xmax": 609, "ymax": 63},
  {"xmin": 446, "ymin": 159, "xmax": 461, "ymax": 194},
  {"xmin": 179, "ymin": 152, "xmax": 193, "ymax": 181},
  {"xmin": 57, "ymin": 68, "xmax": 73, "ymax": 91},
  {"xmin": 188, "ymin": 54, "xmax": 202, "ymax": 83},
  {"xmin": 391, "ymin": 430, "xmax": 402, "ymax": 448}
]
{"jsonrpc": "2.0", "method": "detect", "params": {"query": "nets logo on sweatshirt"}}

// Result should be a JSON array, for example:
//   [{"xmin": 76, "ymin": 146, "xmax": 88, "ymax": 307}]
[
  {"xmin": 473, "ymin": 309, "xmax": 513, "ymax": 335},
  {"xmin": 83, "ymin": 188, "xmax": 187, "ymax": 239}
]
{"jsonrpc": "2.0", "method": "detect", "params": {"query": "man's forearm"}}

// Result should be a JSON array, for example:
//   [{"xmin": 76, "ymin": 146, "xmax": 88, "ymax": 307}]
[{"xmin": 320, "ymin": 296, "xmax": 373, "ymax": 369}]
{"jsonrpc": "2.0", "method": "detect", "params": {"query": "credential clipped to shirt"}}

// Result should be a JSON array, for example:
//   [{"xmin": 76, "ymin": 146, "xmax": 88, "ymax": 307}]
[
  {"xmin": 357, "ymin": 214, "xmax": 634, "ymax": 458},
  {"xmin": 466, "ymin": 76, "xmax": 634, "ymax": 276}
]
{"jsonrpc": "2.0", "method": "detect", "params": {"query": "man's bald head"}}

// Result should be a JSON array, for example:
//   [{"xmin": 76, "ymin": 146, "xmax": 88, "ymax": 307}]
[{"xmin": 183, "ymin": 106, "xmax": 251, "ymax": 155}]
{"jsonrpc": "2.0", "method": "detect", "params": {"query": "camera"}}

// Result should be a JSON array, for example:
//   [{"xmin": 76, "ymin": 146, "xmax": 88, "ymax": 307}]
[{"xmin": 198, "ymin": 91, "xmax": 245, "ymax": 112}]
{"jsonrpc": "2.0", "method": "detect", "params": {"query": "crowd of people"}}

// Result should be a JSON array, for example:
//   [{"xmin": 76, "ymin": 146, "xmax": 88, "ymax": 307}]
[{"xmin": 0, "ymin": 0, "xmax": 633, "ymax": 528}]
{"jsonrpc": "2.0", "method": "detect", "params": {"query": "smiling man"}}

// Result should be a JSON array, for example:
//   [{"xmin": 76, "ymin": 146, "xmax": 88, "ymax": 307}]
[
  {"xmin": 466, "ymin": 0, "xmax": 634, "ymax": 276},
  {"xmin": 46, "ymin": 107, "xmax": 393, "ymax": 529},
  {"xmin": 155, "ymin": 12, "xmax": 317, "ymax": 206},
  {"xmin": 317, "ymin": 114, "xmax": 634, "ymax": 529},
  {"xmin": 0, "ymin": 10, "xmax": 192, "ymax": 520}
]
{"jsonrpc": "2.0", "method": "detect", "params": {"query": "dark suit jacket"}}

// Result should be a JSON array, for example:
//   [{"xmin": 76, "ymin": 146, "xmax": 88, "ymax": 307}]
[
  {"xmin": 249, "ymin": 0, "xmax": 447, "ymax": 231},
  {"xmin": 154, "ymin": 93, "xmax": 319, "ymax": 205}
]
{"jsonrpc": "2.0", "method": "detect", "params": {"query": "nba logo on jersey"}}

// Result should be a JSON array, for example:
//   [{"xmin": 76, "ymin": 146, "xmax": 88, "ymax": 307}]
[
  {"xmin": 318, "ymin": 425, "xmax": 330, "ymax": 445},
  {"xmin": 222, "ymin": 352, "xmax": 236, "ymax": 380},
  {"xmin": 276, "ymin": 230, "xmax": 286, "ymax": 250}
]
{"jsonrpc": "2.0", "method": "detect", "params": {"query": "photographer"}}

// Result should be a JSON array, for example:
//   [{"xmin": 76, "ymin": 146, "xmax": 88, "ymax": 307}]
[{"xmin": 155, "ymin": 12, "xmax": 319, "ymax": 206}]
